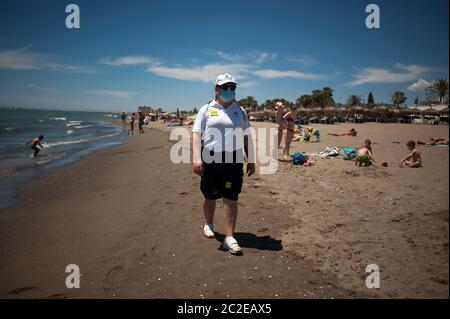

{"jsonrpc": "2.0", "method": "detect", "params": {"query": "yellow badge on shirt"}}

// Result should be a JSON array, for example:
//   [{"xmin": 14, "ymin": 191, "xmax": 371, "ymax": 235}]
[{"xmin": 210, "ymin": 110, "xmax": 218, "ymax": 116}]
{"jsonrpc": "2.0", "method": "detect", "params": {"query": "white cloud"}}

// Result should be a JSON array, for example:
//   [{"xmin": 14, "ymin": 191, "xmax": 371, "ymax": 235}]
[
  {"xmin": 407, "ymin": 78, "xmax": 431, "ymax": 92},
  {"xmin": 27, "ymin": 83, "xmax": 61, "ymax": 94},
  {"xmin": 147, "ymin": 63, "xmax": 252, "ymax": 83},
  {"xmin": 255, "ymin": 52, "xmax": 277, "ymax": 64},
  {"xmin": 88, "ymin": 90, "xmax": 137, "ymax": 98},
  {"xmin": 212, "ymin": 50, "xmax": 277, "ymax": 64},
  {"xmin": 349, "ymin": 63, "xmax": 436, "ymax": 86},
  {"xmin": 238, "ymin": 81, "xmax": 259, "ymax": 88},
  {"xmin": 286, "ymin": 55, "xmax": 317, "ymax": 67},
  {"xmin": 0, "ymin": 47, "xmax": 97, "ymax": 73},
  {"xmin": 147, "ymin": 61, "xmax": 326, "ymax": 83},
  {"xmin": 252, "ymin": 69, "xmax": 325, "ymax": 80},
  {"xmin": 100, "ymin": 55, "xmax": 159, "ymax": 66}
]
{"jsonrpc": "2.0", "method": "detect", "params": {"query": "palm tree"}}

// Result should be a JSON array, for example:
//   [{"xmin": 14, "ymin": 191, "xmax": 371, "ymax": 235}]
[
  {"xmin": 367, "ymin": 92, "xmax": 375, "ymax": 107},
  {"xmin": 391, "ymin": 91, "xmax": 407, "ymax": 108},
  {"xmin": 347, "ymin": 95, "xmax": 362, "ymax": 106},
  {"xmin": 426, "ymin": 79, "xmax": 449, "ymax": 104},
  {"xmin": 310, "ymin": 90, "xmax": 323, "ymax": 107},
  {"xmin": 238, "ymin": 96, "xmax": 258, "ymax": 111},
  {"xmin": 322, "ymin": 87, "xmax": 335, "ymax": 107},
  {"xmin": 296, "ymin": 95, "xmax": 313, "ymax": 108}
]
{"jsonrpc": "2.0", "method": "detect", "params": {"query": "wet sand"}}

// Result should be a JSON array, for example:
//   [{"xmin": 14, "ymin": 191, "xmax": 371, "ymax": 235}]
[{"xmin": 0, "ymin": 122, "xmax": 448, "ymax": 298}]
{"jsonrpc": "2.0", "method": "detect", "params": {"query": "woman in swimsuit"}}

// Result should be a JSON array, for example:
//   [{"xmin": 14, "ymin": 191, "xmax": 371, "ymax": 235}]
[
  {"xmin": 417, "ymin": 137, "xmax": 449, "ymax": 146},
  {"xmin": 128, "ymin": 113, "xmax": 136, "ymax": 135},
  {"xmin": 282, "ymin": 106, "xmax": 296, "ymax": 159},
  {"xmin": 275, "ymin": 102, "xmax": 285, "ymax": 149}
]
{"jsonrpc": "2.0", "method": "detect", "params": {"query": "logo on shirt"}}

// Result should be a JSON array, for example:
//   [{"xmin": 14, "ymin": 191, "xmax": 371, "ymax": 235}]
[{"xmin": 210, "ymin": 110, "xmax": 218, "ymax": 116}]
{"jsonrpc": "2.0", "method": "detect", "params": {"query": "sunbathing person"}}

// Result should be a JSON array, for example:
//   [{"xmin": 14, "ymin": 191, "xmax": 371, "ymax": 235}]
[
  {"xmin": 417, "ymin": 137, "xmax": 449, "ymax": 146},
  {"xmin": 355, "ymin": 139, "xmax": 375, "ymax": 167},
  {"xmin": 399, "ymin": 140, "xmax": 422, "ymax": 168},
  {"xmin": 328, "ymin": 128, "xmax": 357, "ymax": 137}
]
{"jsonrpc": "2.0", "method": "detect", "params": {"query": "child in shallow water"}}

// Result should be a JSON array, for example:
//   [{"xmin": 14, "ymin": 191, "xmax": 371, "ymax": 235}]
[{"xmin": 26, "ymin": 135, "xmax": 44, "ymax": 157}]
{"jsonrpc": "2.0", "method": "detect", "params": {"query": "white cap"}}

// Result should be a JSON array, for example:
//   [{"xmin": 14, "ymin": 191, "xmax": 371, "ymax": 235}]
[{"xmin": 215, "ymin": 73, "xmax": 237, "ymax": 86}]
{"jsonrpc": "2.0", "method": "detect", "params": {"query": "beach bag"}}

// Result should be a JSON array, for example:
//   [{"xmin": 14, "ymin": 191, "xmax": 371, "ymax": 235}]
[
  {"xmin": 292, "ymin": 152, "xmax": 307, "ymax": 165},
  {"xmin": 340, "ymin": 147, "xmax": 358, "ymax": 160}
]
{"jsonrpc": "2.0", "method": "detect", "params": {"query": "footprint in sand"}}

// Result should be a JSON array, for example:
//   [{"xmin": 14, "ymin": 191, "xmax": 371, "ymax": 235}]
[
  {"xmin": 103, "ymin": 265, "xmax": 124, "ymax": 283},
  {"xmin": 7, "ymin": 286, "xmax": 39, "ymax": 295},
  {"xmin": 49, "ymin": 293, "xmax": 69, "ymax": 299}
]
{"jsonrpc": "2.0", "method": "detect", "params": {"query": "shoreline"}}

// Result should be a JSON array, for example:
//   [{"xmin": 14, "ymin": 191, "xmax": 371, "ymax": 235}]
[{"xmin": 0, "ymin": 119, "xmax": 127, "ymax": 209}]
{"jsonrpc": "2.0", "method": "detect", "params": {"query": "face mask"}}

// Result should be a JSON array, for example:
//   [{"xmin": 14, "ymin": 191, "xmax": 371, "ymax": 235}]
[{"xmin": 220, "ymin": 89, "xmax": 236, "ymax": 103}]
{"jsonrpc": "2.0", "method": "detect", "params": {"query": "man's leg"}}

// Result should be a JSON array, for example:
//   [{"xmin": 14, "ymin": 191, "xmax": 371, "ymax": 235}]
[
  {"xmin": 223, "ymin": 198, "xmax": 238, "ymax": 237},
  {"xmin": 204, "ymin": 198, "xmax": 216, "ymax": 225}
]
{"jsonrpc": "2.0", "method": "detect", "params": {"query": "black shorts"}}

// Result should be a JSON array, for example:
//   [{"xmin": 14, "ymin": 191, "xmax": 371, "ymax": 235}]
[{"xmin": 200, "ymin": 151, "xmax": 244, "ymax": 201}]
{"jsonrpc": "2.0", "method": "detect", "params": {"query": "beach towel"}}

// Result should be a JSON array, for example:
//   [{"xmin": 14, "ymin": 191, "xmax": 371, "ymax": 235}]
[
  {"xmin": 340, "ymin": 147, "xmax": 358, "ymax": 160},
  {"xmin": 308, "ymin": 147, "xmax": 339, "ymax": 159},
  {"xmin": 292, "ymin": 152, "xmax": 308, "ymax": 165}
]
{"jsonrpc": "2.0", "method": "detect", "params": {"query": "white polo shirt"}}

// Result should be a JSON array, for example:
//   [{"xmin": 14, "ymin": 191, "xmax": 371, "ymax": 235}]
[{"xmin": 192, "ymin": 100, "xmax": 250, "ymax": 152}]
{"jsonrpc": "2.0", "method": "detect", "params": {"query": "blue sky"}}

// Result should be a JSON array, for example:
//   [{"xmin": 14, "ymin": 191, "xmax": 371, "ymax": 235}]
[{"xmin": 0, "ymin": 0, "xmax": 448, "ymax": 112}]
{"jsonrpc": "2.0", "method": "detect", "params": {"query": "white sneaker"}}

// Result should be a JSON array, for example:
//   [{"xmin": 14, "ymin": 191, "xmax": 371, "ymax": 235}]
[
  {"xmin": 203, "ymin": 224, "xmax": 215, "ymax": 238},
  {"xmin": 223, "ymin": 236, "xmax": 243, "ymax": 255}
]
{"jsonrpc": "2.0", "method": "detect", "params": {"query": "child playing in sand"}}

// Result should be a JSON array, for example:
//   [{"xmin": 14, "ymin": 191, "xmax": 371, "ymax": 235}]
[
  {"xmin": 355, "ymin": 139, "xmax": 375, "ymax": 167},
  {"xmin": 26, "ymin": 135, "xmax": 44, "ymax": 157},
  {"xmin": 399, "ymin": 140, "xmax": 422, "ymax": 168}
]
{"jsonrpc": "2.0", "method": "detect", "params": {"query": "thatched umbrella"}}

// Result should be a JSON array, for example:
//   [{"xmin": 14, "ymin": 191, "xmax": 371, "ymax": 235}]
[
  {"xmin": 348, "ymin": 106, "xmax": 363, "ymax": 117},
  {"xmin": 311, "ymin": 107, "xmax": 324, "ymax": 117},
  {"xmin": 373, "ymin": 105, "xmax": 389, "ymax": 116},
  {"xmin": 374, "ymin": 105, "xmax": 388, "ymax": 112},
  {"xmin": 439, "ymin": 107, "xmax": 449, "ymax": 114},
  {"xmin": 405, "ymin": 107, "xmax": 421, "ymax": 115},
  {"xmin": 296, "ymin": 107, "xmax": 309, "ymax": 114},
  {"xmin": 323, "ymin": 106, "xmax": 338, "ymax": 117},
  {"xmin": 422, "ymin": 108, "xmax": 440, "ymax": 116}
]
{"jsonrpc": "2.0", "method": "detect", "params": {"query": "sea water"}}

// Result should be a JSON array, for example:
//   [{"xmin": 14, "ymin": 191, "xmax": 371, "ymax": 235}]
[{"xmin": 0, "ymin": 107, "xmax": 127, "ymax": 208}]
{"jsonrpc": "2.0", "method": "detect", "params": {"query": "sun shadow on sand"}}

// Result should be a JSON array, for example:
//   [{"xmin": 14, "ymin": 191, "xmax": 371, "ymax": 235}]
[{"xmin": 214, "ymin": 232, "xmax": 283, "ymax": 251}]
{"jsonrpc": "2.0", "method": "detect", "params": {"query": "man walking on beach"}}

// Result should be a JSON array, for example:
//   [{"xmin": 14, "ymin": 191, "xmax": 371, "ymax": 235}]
[{"xmin": 192, "ymin": 73, "xmax": 255, "ymax": 255}]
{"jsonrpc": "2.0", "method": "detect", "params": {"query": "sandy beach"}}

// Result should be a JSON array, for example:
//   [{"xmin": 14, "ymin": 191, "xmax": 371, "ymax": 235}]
[{"xmin": 0, "ymin": 122, "xmax": 448, "ymax": 298}]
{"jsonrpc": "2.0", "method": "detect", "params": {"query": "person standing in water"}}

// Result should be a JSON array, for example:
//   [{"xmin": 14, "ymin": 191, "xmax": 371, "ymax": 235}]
[
  {"xmin": 26, "ymin": 135, "xmax": 44, "ymax": 157},
  {"xmin": 128, "ymin": 113, "xmax": 136, "ymax": 135},
  {"xmin": 192, "ymin": 73, "xmax": 255, "ymax": 255},
  {"xmin": 138, "ymin": 111, "xmax": 145, "ymax": 134}
]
